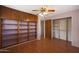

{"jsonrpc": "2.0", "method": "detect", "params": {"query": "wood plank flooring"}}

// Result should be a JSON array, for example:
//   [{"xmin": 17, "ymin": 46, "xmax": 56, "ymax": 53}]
[{"xmin": 1, "ymin": 38, "xmax": 79, "ymax": 53}]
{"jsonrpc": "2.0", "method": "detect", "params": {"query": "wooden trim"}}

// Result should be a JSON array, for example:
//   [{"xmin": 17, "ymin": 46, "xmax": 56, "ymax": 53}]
[
  {"xmin": 53, "ymin": 17, "xmax": 72, "ymax": 21},
  {"xmin": 17, "ymin": 19, "xmax": 19, "ymax": 43},
  {"xmin": 66, "ymin": 18, "xmax": 68, "ymax": 42},
  {"xmin": 0, "ymin": 5, "xmax": 38, "ymax": 21},
  {"xmin": 59, "ymin": 20, "xmax": 60, "ymax": 40},
  {"xmin": 0, "ymin": 18, "xmax": 3, "ymax": 48}
]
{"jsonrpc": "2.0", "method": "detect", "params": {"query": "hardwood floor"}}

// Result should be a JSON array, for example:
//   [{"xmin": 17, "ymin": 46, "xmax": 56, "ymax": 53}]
[{"xmin": 1, "ymin": 38, "xmax": 79, "ymax": 53}]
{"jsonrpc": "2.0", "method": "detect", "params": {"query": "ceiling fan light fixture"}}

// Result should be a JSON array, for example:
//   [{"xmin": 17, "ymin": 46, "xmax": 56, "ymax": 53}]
[
  {"xmin": 39, "ymin": 12, "xmax": 48, "ymax": 16},
  {"xmin": 43, "ymin": 12, "xmax": 47, "ymax": 15},
  {"xmin": 39, "ymin": 13, "xmax": 44, "ymax": 16}
]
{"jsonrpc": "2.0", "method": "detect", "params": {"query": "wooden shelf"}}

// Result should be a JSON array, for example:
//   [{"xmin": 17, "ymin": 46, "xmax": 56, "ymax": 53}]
[
  {"xmin": 18, "ymin": 36, "xmax": 28, "ymax": 38},
  {"xmin": 2, "ymin": 32, "xmax": 18, "ymax": 34},
  {"xmin": 19, "ymin": 28, "xmax": 28, "ymax": 30},
  {"xmin": 29, "ymin": 28, "xmax": 36, "ymax": 30},
  {"xmin": 19, "ymin": 24, "xmax": 28, "ymax": 26},
  {"xmin": 3, "ymin": 34, "xmax": 18, "ymax": 36},
  {"xmin": 18, "ymin": 38, "xmax": 28, "ymax": 43},
  {"xmin": 19, "ymin": 32, "xmax": 28, "ymax": 34},
  {"xmin": 29, "ymin": 31, "xmax": 37, "ymax": 33},
  {"xmin": 3, "ymin": 29, "xmax": 18, "ymax": 31},
  {"xmin": 2, "ymin": 24, "xmax": 18, "ymax": 25},
  {"xmin": 29, "ymin": 25, "xmax": 36, "ymax": 26},
  {"xmin": 3, "ymin": 35, "xmax": 17, "ymax": 40}
]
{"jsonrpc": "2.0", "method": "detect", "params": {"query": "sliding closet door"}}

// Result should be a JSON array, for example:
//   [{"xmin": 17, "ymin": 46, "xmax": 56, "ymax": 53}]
[
  {"xmin": 53, "ymin": 17, "xmax": 71, "ymax": 41},
  {"xmin": 53, "ymin": 20, "xmax": 60, "ymax": 39},
  {"xmin": 2, "ymin": 19, "xmax": 18, "ymax": 47},
  {"xmin": 59, "ymin": 19, "xmax": 67, "ymax": 40}
]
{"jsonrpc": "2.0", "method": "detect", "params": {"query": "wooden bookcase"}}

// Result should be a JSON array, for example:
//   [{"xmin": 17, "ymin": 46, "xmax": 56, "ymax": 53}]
[{"xmin": 0, "ymin": 18, "xmax": 37, "ymax": 48}]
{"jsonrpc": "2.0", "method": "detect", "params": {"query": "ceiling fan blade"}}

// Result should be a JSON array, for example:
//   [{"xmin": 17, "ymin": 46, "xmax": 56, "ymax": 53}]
[
  {"xmin": 32, "ymin": 10, "xmax": 40, "ymax": 11},
  {"xmin": 48, "ymin": 10, "xmax": 55, "ymax": 12}
]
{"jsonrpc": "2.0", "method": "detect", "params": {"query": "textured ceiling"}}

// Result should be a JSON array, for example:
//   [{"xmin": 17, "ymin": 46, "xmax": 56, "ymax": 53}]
[{"xmin": 4, "ymin": 5, "xmax": 79, "ymax": 19}]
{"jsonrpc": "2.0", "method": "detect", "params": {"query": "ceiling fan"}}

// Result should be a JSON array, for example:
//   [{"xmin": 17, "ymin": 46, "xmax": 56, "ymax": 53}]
[{"xmin": 32, "ymin": 5, "xmax": 55, "ymax": 16}]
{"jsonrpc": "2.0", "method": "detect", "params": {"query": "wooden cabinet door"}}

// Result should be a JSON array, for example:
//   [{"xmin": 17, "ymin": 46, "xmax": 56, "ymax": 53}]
[{"xmin": 45, "ymin": 20, "xmax": 51, "ymax": 39}]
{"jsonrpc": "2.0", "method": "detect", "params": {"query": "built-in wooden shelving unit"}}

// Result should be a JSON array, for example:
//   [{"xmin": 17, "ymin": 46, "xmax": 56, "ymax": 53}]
[
  {"xmin": 0, "ymin": 18, "xmax": 37, "ymax": 48},
  {"xmin": 18, "ymin": 20, "xmax": 28, "ymax": 43},
  {"xmin": 2, "ymin": 19, "xmax": 18, "ymax": 47},
  {"xmin": 28, "ymin": 21, "xmax": 37, "ymax": 40}
]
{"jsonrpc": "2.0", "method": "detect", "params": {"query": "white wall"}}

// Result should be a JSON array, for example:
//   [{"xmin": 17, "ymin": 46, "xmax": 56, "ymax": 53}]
[
  {"xmin": 37, "ymin": 16, "xmax": 47, "ymax": 40},
  {"xmin": 51, "ymin": 9, "xmax": 79, "ymax": 47},
  {"xmin": 37, "ymin": 16, "xmax": 41, "ymax": 40}
]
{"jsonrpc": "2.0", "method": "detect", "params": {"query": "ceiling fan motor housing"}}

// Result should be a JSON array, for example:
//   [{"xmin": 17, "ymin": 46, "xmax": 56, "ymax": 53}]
[{"xmin": 41, "ymin": 7, "xmax": 47, "ymax": 12}]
